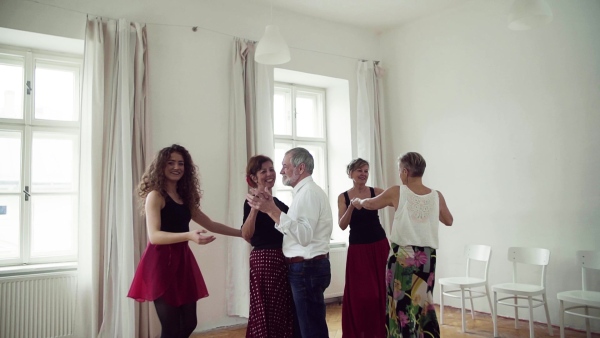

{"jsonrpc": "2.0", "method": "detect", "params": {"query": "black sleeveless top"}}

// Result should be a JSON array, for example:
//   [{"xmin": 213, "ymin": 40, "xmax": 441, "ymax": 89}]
[
  {"xmin": 242, "ymin": 197, "xmax": 289, "ymax": 250},
  {"xmin": 344, "ymin": 187, "xmax": 387, "ymax": 245},
  {"xmin": 160, "ymin": 195, "xmax": 192, "ymax": 233}
]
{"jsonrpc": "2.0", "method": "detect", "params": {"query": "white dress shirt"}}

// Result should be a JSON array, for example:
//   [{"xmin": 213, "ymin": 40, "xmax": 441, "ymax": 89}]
[{"xmin": 276, "ymin": 176, "xmax": 333, "ymax": 258}]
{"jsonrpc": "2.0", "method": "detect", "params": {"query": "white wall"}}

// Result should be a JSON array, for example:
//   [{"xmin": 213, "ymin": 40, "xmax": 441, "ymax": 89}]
[
  {"xmin": 381, "ymin": 0, "xmax": 600, "ymax": 331},
  {"xmin": 0, "ymin": 0, "xmax": 380, "ymax": 332}
]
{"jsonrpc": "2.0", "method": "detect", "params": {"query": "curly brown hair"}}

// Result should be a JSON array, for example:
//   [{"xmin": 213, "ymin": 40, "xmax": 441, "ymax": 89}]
[{"xmin": 138, "ymin": 144, "xmax": 202, "ymax": 212}]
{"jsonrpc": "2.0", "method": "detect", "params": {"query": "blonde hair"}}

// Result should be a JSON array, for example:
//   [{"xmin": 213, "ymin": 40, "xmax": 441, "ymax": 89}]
[{"xmin": 398, "ymin": 152, "xmax": 426, "ymax": 177}]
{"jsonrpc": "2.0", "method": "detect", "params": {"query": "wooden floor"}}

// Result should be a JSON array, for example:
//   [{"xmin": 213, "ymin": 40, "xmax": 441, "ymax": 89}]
[{"xmin": 192, "ymin": 303, "xmax": 599, "ymax": 337}]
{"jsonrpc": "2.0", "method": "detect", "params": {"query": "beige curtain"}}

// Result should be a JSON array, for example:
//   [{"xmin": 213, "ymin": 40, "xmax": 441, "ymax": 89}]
[
  {"xmin": 356, "ymin": 60, "xmax": 390, "ymax": 234},
  {"xmin": 226, "ymin": 38, "xmax": 274, "ymax": 317},
  {"xmin": 77, "ymin": 16, "xmax": 153, "ymax": 338}
]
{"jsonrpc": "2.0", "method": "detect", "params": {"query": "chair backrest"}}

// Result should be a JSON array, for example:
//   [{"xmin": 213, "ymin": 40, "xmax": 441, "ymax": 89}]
[
  {"xmin": 578, "ymin": 250, "xmax": 600, "ymax": 291},
  {"xmin": 465, "ymin": 244, "xmax": 492, "ymax": 281},
  {"xmin": 508, "ymin": 247, "xmax": 551, "ymax": 286}
]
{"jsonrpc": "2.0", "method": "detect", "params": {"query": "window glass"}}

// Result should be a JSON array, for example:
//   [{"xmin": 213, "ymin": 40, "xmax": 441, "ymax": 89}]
[
  {"xmin": 295, "ymin": 91, "xmax": 324, "ymax": 138},
  {"xmin": 0, "ymin": 130, "xmax": 22, "ymax": 193},
  {"xmin": 31, "ymin": 132, "xmax": 79, "ymax": 193},
  {"xmin": 273, "ymin": 87, "xmax": 292, "ymax": 136},
  {"xmin": 30, "ymin": 194, "xmax": 77, "ymax": 258},
  {"xmin": 0, "ymin": 195, "xmax": 21, "ymax": 260},
  {"xmin": 34, "ymin": 63, "xmax": 79, "ymax": 122},
  {"xmin": 0, "ymin": 61, "xmax": 24, "ymax": 120}
]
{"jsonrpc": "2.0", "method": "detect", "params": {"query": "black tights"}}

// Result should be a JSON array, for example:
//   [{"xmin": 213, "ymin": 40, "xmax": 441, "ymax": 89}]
[{"xmin": 154, "ymin": 297, "xmax": 197, "ymax": 338}]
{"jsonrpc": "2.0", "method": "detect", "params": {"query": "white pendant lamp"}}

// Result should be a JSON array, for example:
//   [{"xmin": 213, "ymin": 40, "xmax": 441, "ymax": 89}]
[
  {"xmin": 508, "ymin": 0, "xmax": 553, "ymax": 31},
  {"xmin": 255, "ymin": 24, "xmax": 291, "ymax": 65}
]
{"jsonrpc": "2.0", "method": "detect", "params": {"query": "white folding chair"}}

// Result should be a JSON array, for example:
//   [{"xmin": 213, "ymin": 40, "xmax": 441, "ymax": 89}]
[
  {"xmin": 557, "ymin": 250, "xmax": 600, "ymax": 338},
  {"xmin": 439, "ymin": 244, "xmax": 493, "ymax": 332},
  {"xmin": 492, "ymin": 247, "xmax": 553, "ymax": 338}
]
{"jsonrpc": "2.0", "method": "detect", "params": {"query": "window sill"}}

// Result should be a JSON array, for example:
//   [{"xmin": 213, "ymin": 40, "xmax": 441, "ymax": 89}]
[{"xmin": 0, "ymin": 262, "xmax": 77, "ymax": 277}]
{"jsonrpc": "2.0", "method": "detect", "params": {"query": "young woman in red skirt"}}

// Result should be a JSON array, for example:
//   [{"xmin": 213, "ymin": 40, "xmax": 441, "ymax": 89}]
[
  {"xmin": 242, "ymin": 155, "xmax": 297, "ymax": 338},
  {"xmin": 128, "ymin": 144, "xmax": 241, "ymax": 338},
  {"xmin": 338, "ymin": 158, "xmax": 390, "ymax": 338}
]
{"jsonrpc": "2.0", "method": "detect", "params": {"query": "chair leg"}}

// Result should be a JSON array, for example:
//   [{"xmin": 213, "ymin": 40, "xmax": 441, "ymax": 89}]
[
  {"xmin": 585, "ymin": 306, "xmax": 591, "ymax": 338},
  {"xmin": 461, "ymin": 288, "xmax": 466, "ymax": 332},
  {"xmin": 528, "ymin": 296, "xmax": 535, "ymax": 338},
  {"xmin": 468, "ymin": 289, "xmax": 475, "ymax": 319},
  {"xmin": 515, "ymin": 296, "xmax": 519, "ymax": 329},
  {"xmin": 559, "ymin": 300, "xmax": 565, "ymax": 338},
  {"xmin": 493, "ymin": 291, "xmax": 498, "ymax": 337},
  {"xmin": 439, "ymin": 285, "xmax": 444, "ymax": 325},
  {"xmin": 542, "ymin": 293, "xmax": 553, "ymax": 336},
  {"xmin": 485, "ymin": 284, "xmax": 493, "ymax": 318}
]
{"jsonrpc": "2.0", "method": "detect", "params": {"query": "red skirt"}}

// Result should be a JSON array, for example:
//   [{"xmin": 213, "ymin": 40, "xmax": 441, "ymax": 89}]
[
  {"xmin": 128, "ymin": 242, "xmax": 208, "ymax": 307},
  {"xmin": 246, "ymin": 248, "xmax": 295, "ymax": 338},
  {"xmin": 342, "ymin": 238, "xmax": 390, "ymax": 338}
]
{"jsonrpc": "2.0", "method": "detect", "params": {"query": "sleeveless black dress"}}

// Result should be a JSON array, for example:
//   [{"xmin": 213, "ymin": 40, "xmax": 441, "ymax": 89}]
[
  {"xmin": 128, "ymin": 195, "xmax": 209, "ymax": 306},
  {"xmin": 341, "ymin": 187, "xmax": 390, "ymax": 338}
]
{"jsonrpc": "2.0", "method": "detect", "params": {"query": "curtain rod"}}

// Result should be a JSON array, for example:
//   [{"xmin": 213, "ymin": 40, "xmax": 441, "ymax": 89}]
[{"xmin": 26, "ymin": 0, "xmax": 380, "ymax": 63}]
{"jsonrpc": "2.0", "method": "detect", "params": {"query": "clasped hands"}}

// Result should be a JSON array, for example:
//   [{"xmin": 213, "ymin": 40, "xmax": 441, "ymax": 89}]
[
  {"xmin": 246, "ymin": 187, "xmax": 276, "ymax": 213},
  {"xmin": 350, "ymin": 197, "xmax": 363, "ymax": 210}
]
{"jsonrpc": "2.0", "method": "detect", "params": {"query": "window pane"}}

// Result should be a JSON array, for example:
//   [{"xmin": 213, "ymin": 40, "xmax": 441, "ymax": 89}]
[
  {"xmin": 34, "ymin": 63, "xmax": 79, "ymax": 121},
  {"xmin": 31, "ymin": 132, "xmax": 79, "ymax": 192},
  {"xmin": 273, "ymin": 141, "xmax": 293, "ymax": 198},
  {"xmin": 273, "ymin": 88, "xmax": 292, "ymax": 136},
  {"xmin": 0, "ymin": 62, "xmax": 24, "ymax": 119},
  {"xmin": 30, "ymin": 194, "xmax": 77, "ymax": 258},
  {"xmin": 0, "ymin": 195, "xmax": 21, "ymax": 260},
  {"xmin": 0, "ymin": 130, "xmax": 22, "ymax": 193},
  {"xmin": 295, "ymin": 91, "xmax": 324, "ymax": 138},
  {"xmin": 296, "ymin": 143, "xmax": 327, "ymax": 193}
]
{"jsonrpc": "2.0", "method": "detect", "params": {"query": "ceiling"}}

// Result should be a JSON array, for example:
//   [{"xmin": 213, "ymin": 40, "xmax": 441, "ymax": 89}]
[{"xmin": 250, "ymin": 0, "xmax": 472, "ymax": 31}]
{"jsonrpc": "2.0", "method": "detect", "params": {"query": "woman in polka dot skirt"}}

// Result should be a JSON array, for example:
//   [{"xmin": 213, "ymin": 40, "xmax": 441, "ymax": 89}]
[{"xmin": 242, "ymin": 155, "xmax": 297, "ymax": 338}]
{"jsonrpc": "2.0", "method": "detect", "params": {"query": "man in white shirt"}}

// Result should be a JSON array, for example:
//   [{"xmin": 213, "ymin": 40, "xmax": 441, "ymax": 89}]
[{"xmin": 247, "ymin": 147, "xmax": 333, "ymax": 338}]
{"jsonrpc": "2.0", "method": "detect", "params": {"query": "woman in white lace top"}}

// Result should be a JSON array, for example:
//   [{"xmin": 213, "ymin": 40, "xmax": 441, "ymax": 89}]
[{"xmin": 351, "ymin": 152, "xmax": 453, "ymax": 338}]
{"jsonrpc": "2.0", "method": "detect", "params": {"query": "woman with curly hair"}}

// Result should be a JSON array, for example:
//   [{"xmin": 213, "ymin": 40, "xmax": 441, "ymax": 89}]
[
  {"xmin": 351, "ymin": 152, "xmax": 453, "ymax": 338},
  {"xmin": 128, "ymin": 144, "xmax": 241, "ymax": 338}
]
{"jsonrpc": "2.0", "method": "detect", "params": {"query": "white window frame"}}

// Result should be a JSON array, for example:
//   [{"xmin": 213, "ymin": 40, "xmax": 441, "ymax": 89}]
[
  {"xmin": 0, "ymin": 46, "xmax": 82, "ymax": 267},
  {"xmin": 273, "ymin": 83, "xmax": 329, "ymax": 204}
]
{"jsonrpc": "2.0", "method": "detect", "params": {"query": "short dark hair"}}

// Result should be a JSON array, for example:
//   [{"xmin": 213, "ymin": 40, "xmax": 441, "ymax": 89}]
[
  {"xmin": 245, "ymin": 155, "xmax": 273, "ymax": 188},
  {"xmin": 346, "ymin": 158, "xmax": 369, "ymax": 176},
  {"xmin": 399, "ymin": 152, "xmax": 426, "ymax": 177}
]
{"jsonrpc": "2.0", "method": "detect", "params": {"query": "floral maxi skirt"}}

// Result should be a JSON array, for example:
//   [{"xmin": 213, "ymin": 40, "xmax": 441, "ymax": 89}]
[{"xmin": 386, "ymin": 244, "xmax": 439, "ymax": 338}]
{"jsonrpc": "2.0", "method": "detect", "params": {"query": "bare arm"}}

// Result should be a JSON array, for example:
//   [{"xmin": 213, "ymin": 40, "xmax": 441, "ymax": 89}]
[
  {"xmin": 438, "ymin": 191, "xmax": 453, "ymax": 226},
  {"xmin": 241, "ymin": 203, "xmax": 258, "ymax": 242},
  {"xmin": 338, "ymin": 193, "xmax": 353, "ymax": 231},
  {"xmin": 353, "ymin": 186, "xmax": 400, "ymax": 211},
  {"xmin": 145, "ymin": 191, "xmax": 215, "ymax": 245},
  {"xmin": 192, "ymin": 209, "xmax": 242, "ymax": 237}
]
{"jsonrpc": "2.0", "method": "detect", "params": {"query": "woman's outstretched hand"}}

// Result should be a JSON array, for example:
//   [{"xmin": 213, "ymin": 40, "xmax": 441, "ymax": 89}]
[{"xmin": 189, "ymin": 229, "xmax": 216, "ymax": 245}]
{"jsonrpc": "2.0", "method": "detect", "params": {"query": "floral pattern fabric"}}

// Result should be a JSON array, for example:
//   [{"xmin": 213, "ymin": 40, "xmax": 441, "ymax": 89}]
[{"xmin": 386, "ymin": 244, "xmax": 439, "ymax": 338}]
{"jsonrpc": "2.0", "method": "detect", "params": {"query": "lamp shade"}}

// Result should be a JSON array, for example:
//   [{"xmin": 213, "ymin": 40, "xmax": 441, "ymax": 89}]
[
  {"xmin": 255, "ymin": 25, "xmax": 291, "ymax": 65},
  {"xmin": 508, "ymin": 0, "xmax": 553, "ymax": 30}
]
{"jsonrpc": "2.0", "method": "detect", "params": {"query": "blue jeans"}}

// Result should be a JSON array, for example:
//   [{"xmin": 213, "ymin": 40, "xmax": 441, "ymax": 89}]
[{"xmin": 288, "ymin": 258, "xmax": 331, "ymax": 338}]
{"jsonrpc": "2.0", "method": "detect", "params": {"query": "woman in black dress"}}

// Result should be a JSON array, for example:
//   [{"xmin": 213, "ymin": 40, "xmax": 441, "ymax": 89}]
[
  {"xmin": 338, "ymin": 158, "xmax": 389, "ymax": 337},
  {"xmin": 242, "ymin": 155, "xmax": 296, "ymax": 338}
]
